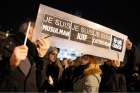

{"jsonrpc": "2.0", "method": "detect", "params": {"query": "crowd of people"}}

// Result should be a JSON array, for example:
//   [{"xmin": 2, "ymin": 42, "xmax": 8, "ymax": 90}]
[{"xmin": 0, "ymin": 20, "xmax": 140, "ymax": 93}]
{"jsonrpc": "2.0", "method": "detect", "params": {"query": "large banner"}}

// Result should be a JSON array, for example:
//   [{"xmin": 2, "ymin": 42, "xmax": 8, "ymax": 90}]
[{"xmin": 32, "ymin": 4, "xmax": 128, "ymax": 61}]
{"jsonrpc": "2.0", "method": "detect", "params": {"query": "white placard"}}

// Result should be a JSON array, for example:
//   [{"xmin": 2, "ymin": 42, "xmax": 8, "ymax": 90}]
[{"xmin": 32, "ymin": 4, "xmax": 128, "ymax": 61}]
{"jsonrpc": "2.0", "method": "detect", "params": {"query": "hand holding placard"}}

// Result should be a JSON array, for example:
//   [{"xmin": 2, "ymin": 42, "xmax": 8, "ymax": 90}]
[
  {"xmin": 32, "ymin": 4, "xmax": 128, "ymax": 61},
  {"xmin": 36, "ymin": 37, "xmax": 50, "ymax": 58}
]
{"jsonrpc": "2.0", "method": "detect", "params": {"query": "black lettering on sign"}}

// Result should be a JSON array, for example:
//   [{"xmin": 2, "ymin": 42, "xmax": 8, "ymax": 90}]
[{"xmin": 111, "ymin": 35, "xmax": 123, "ymax": 52}]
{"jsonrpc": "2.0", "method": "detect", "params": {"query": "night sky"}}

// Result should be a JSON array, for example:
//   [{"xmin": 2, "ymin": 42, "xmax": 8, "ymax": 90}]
[{"xmin": 0, "ymin": 0, "xmax": 139, "ymax": 44}]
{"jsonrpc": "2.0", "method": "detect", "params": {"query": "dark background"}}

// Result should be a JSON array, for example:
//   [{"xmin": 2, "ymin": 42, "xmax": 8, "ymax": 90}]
[{"xmin": 0, "ymin": 0, "xmax": 139, "ymax": 45}]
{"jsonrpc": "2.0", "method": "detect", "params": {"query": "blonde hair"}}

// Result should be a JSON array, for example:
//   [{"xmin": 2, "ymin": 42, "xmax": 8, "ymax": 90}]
[{"xmin": 83, "ymin": 55, "xmax": 102, "ymax": 76}]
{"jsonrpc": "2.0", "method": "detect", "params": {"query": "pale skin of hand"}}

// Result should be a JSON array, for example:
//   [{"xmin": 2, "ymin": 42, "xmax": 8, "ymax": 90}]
[
  {"xmin": 9, "ymin": 21, "xmax": 49, "ymax": 68},
  {"xmin": 10, "ymin": 45, "xmax": 28, "ymax": 68},
  {"xmin": 36, "ymin": 38, "xmax": 49, "ymax": 58},
  {"xmin": 10, "ymin": 39, "xmax": 49, "ymax": 68},
  {"xmin": 126, "ymin": 39, "xmax": 133, "ymax": 50},
  {"xmin": 10, "ymin": 38, "xmax": 49, "ymax": 68},
  {"xmin": 111, "ymin": 39, "xmax": 133, "ymax": 68},
  {"xmin": 111, "ymin": 53, "xmax": 120, "ymax": 68}
]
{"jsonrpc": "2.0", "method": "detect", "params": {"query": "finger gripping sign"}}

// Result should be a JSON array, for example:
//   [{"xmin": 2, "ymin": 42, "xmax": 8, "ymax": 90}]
[{"xmin": 32, "ymin": 4, "xmax": 128, "ymax": 61}]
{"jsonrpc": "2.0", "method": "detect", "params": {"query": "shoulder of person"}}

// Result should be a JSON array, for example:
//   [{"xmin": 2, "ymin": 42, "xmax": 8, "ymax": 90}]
[{"xmin": 85, "ymin": 74, "xmax": 101, "ymax": 86}]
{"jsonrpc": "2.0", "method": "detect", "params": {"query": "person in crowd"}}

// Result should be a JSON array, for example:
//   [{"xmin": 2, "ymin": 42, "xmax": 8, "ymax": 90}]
[
  {"xmin": 0, "ymin": 20, "xmax": 49, "ymax": 92},
  {"xmin": 41, "ymin": 47, "xmax": 63, "ymax": 92},
  {"xmin": 68, "ymin": 59, "xmax": 74, "ymax": 67},
  {"xmin": 59, "ymin": 58, "xmax": 74, "ymax": 92},
  {"xmin": 61, "ymin": 58, "xmax": 69, "ymax": 69},
  {"xmin": 123, "ymin": 39, "xmax": 140, "ymax": 92},
  {"xmin": 99, "ymin": 59, "xmax": 127, "ymax": 92},
  {"xmin": 99, "ymin": 39, "xmax": 140, "ymax": 92},
  {"xmin": 73, "ymin": 54, "xmax": 102, "ymax": 93}
]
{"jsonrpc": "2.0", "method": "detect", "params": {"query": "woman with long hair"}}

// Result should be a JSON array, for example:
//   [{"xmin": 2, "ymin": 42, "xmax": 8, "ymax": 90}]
[{"xmin": 73, "ymin": 54, "xmax": 102, "ymax": 93}]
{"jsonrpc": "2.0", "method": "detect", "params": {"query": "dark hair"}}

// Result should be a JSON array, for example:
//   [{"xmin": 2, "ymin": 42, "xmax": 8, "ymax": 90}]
[
  {"xmin": 81, "ymin": 54, "xmax": 96, "ymax": 63},
  {"xmin": 19, "ymin": 19, "xmax": 35, "ymax": 33},
  {"xmin": 63, "ymin": 58, "xmax": 68, "ymax": 61}
]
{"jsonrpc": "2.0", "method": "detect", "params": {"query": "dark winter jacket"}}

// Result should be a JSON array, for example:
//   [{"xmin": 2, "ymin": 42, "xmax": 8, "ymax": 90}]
[
  {"xmin": 99, "ymin": 63, "xmax": 127, "ymax": 92},
  {"xmin": 0, "ymin": 32, "xmax": 45, "ymax": 92},
  {"xmin": 123, "ymin": 45, "xmax": 140, "ymax": 92},
  {"xmin": 41, "ymin": 59, "xmax": 60, "ymax": 92}
]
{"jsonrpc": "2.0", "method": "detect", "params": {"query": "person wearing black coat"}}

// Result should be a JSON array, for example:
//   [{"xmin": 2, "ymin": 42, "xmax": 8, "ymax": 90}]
[
  {"xmin": 99, "ymin": 61, "xmax": 127, "ymax": 92},
  {"xmin": 0, "ymin": 21, "xmax": 49, "ymax": 92},
  {"xmin": 99, "ymin": 39, "xmax": 140, "ymax": 92},
  {"xmin": 40, "ymin": 47, "xmax": 63, "ymax": 92},
  {"xmin": 123, "ymin": 39, "xmax": 140, "ymax": 92}
]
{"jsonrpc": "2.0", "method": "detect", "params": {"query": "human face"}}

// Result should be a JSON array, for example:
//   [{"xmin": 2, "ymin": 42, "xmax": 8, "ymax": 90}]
[
  {"xmin": 80, "ymin": 57, "xmax": 90, "ymax": 65},
  {"xmin": 49, "ymin": 50, "xmax": 58, "ymax": 63},
  {"xmin": 62, "ymin": 59, "xmax": 68, "ymax": 66}
]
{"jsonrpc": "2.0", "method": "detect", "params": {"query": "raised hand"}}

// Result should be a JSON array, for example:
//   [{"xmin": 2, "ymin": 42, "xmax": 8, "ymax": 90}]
[
  {"xmin": 36, "ymin": 38, "xmax": 50, "ymax": 58},
  {"xmin": 126, "ymin": 39, "xmax": 133, "ymax": 50},
  {"xmin": 10, "ymin": 45, "xmax": 28, "ymax": 68}
]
